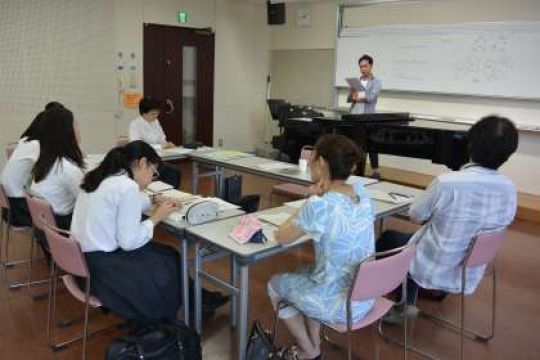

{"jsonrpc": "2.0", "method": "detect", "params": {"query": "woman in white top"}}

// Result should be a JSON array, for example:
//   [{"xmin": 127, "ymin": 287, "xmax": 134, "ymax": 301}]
[
  {"xmin": 70, "ymin": 141, "xmax": 182, "ymax": 321},
  {"xmin": 128, "ymin": 97, "xmax": 181, "ymax": 188},
  {"xmin": 1, "ymin": 102, "xmax": 64, "ymax": 226},
  {"xmin": 30, "ymin": 107, "xmax": 84, "ymax": 230}
]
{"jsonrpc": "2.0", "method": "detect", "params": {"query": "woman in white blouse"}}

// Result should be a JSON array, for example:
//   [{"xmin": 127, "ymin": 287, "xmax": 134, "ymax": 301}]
[
  {"xmin": 128, "ymin": 97, "xmax": 181, "ymax": 188},
  {"xmin": 70, "ymin": 141, "xmax": 182, "ymax": 321},
  {"xmin": 30, "ymin": 107, "xmax": 84, "ymax": 230},
  {"xmin": 1, "ymin": 101, "xmax": 64, "ymax": 226}
]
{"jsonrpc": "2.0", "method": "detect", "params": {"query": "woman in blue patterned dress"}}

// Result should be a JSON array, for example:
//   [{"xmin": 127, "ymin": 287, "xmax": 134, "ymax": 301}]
[{"xmin": 268, "ymin": 134, "xmax": 375, "ymax": 360}]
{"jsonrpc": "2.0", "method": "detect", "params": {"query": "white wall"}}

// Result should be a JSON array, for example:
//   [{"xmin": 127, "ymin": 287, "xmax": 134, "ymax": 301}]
[
  {"xmin": 115, "ymin": 0, "xmax": 271, "ymax": 151},
  {"xmin": 0, "ymin": 0, "xmax": 271, "ymax": 167},
  {"xmin": 270, "ymin": 0, "xmax": 540, "ymax": 195}
]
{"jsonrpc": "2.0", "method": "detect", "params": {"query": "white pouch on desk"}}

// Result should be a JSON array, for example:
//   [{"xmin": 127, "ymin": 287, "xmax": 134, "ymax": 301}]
[{"xmin": 185, "ymin": 201, "xmax": 219, "ymax": 225}]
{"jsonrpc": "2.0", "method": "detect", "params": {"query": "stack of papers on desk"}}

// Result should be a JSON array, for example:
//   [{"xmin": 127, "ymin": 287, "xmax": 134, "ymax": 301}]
[
  {"xmin": 368, "ymin": 189, "xmax": 414, "ymax": 204},
  {"xmin": 204, "ymin": 150, "xmax": 253, "ymax": 161},
  {"xmin": 160, "ymin": 189, "xmax": 201, "ymax": 202},
  {"xmin": 257, "ymin": 212, "xmax": 292, "ymax": 226},
  {"xmin": 160, "ymin": 147, "xmax": 193, "ymax": 157},
  {"xmin": 257, "ymin": 162, "xmax": 295, "ymax": 171}
]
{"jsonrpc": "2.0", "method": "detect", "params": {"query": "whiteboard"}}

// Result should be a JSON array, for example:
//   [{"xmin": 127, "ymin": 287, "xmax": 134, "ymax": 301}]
[{"xmin": 335, "ymin": 22, "xmax": 540, "ymax": 99}]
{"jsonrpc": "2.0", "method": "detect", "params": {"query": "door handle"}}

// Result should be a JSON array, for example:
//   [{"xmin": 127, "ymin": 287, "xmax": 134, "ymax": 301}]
[{"xmin": 165, "ymin": 98, "xmax": 174, "ymax": 114}]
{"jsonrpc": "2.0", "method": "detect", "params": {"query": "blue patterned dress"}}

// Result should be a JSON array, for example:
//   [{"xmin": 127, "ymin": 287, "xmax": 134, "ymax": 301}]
[{"xmin": 271, "ymin": 182, "xmax": 375, "ymax": 324}]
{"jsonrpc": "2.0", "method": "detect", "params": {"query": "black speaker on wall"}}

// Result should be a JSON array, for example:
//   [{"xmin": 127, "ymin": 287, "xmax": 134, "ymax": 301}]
[{"xmin": 267, "ymin": 1, "xmax": 285, "ymax": 25}]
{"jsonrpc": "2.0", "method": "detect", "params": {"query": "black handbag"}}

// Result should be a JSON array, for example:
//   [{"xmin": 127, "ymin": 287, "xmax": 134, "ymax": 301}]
[
  {"xmin": 246, "ymin": 320, "xmax": 276, "ymax": 360},
  {"xmin": 106, "ymin": 320, "xmax": 201, "ymax": 360}
]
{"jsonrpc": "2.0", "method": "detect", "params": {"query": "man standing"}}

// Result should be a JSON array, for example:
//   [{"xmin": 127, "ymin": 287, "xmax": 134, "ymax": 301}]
[{"xmin": 347, "ymin": 54, "xmax": 382, "ymax": 179}]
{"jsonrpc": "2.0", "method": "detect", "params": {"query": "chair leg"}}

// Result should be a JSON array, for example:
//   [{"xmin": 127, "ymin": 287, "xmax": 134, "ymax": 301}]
[
  {"xmin": 47, "ymin": 264, "xmax": 56, "ymax": 343},
  {"xmin": 82, "ymin": 279, "xmax": 92, "ymax": 360},
  {"xmin": 460, "ymin": 269, "xmax": 466, "ymax": 360},
  {"xmin": 27, "ymin": 232, "xmax": 35, "ymax": 290},
  {"xmin": 3, "ymin": 220, "xmax": 10, "ymax": 281},
  {"xmin": 347, "ymin": 330, "xmax": 352, "ymax": 360}
]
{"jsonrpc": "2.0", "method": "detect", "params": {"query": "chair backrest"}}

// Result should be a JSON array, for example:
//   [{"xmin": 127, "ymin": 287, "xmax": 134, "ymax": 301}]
[
  {"xmin": 5, "ymin": 143, "xmax": 16, "ymax": 160},
  {"xmin": 349, "ymin": 245, "xmax": 416, "ymax": 302},
  {"xmin": 299, "ymin": 146, "xmax": 314, "ymax": 161},
  {"xmin": 26, "ymin": 195, "xmax": 56, "ymax": 231},
  {"xmin": 0, "ymin": 185, "xmax": 10, "ymax": 210},
  {"xmin": 464, "ymin": 231, "xmax": 506, "ymax": 268},
  {"xmin": 43, "ymin": 226, "xmax": 89, "ymax": 278}
]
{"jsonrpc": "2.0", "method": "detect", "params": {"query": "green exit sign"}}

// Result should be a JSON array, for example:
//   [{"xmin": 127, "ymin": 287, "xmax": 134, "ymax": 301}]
[{"xmin": 177, "ymin": 11, "xmax": 188, "ymax": 24}]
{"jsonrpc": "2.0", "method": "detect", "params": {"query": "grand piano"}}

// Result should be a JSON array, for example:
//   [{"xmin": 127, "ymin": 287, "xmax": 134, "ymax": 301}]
[{"xmin": 270, "ymin": 107, "xmax": 470, "ymax": 174}]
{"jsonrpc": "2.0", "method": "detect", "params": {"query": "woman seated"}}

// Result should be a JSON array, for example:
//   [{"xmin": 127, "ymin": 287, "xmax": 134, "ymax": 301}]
[
  {"xmin": 267, "ymin": 134, "xmax": 375, "ymax": 360},
  {"xmin": 0, "ymin": 101, "xmax": 64, "ymax": 226},
  {"xmin": 31, "ymin": 106, "xmax": 84, "ymax": 230},
  {"xmin": 71, "ymin": 140, "xmax": 181, "ymax": 321}
]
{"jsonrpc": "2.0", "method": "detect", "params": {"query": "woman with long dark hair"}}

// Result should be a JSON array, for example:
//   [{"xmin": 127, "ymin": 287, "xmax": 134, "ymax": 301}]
[
  {"xmin": 30, "ymin": 107, "xmax": 84, "ymax": 230},
  {"xmin": 1, "ymin": 101, "xmax": 65, "ymax": 226},
  {"xmin": 70, "ymin": 141, "xmax": 182, "ymax": 320}
]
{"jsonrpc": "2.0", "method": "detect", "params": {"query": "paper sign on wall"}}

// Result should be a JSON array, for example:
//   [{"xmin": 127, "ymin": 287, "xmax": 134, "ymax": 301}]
[{"xmin": 123, "ymin": 92, "xmax": 143, "ymax": 108}]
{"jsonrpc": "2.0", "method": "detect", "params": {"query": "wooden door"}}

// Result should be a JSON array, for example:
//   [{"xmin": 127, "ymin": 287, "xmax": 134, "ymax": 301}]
[{"xmin": 143, "ymin": 24, "xmax": 215, "ymax": 146}]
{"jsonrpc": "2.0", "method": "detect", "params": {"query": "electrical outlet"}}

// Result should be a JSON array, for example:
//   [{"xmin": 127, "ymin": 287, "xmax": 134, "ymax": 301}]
[{"xmin": 218, "ymin": 138, "xmax": 223, "ymax": 147}]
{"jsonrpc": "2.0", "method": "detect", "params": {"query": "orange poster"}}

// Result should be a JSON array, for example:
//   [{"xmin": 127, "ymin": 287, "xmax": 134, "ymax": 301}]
[{"xmin": 123, "ymin": 92, "xmax": 143, "ymax": 108}]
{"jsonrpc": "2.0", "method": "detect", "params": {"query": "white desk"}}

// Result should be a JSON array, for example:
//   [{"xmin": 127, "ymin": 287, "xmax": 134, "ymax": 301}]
[
  {"xmin": 190, "ymin": 150, "xmax": 377, "ymax": 196},
  {"xmin": 150, "ymin": 203, "xmax": 244, "ymax": 325},
  {"xmin": 186, "ymin": 184, "xmax": 423, "ymax": 360}
]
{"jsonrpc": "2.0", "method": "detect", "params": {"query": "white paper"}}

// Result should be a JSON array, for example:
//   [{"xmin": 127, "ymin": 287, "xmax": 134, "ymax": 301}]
[
  {"xmin": 368, "ymin": 189, "xmax": 414, "ymax": 204},
  {"xmin": 204, "ymin": 197, "xmax": 241, "ymax": 211},
  {"xmin": 257, "ymin": 162, "xmax": 295, "ymax": 171},
  {"xmin": 146, "ymin": 181, "xmax": 174, "ymax": 193},
  {"xmin": 346, "ymin": 77, "xmax": 364, "ymax": 90},
  {"xmin": 257, "ymin": 213, "xmax": 292, "ymax": 226},
  {"xmin": 160, "ymin": 189, "xmax": 201, "ymax": 202},
  {"xmin": 284, "ymin": 199, "xmax": 306, "ymax": 209},
  {"xmin": 262, "ymin": 228, "xmax": 312, "ymax": 247},
  {"xmin": 160, "ymin": 147, "xmax": 194, "ymax": 156},
  {"xmin": 346, "ymin": 175, "xmax": 378, "ymax": 186}
]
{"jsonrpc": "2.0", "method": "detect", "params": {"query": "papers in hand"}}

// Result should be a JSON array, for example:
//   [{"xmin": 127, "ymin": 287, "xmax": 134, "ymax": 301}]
[
  {"xmin": 368, "ymin": 189, "xmax": 414, "ymax": 204},
  {"xmin": 346, "ymin": 78, "xmax": 365, "ymax": 91},
  {"xmin": 257, "ymin": 213, "xmax": 292, "ymax": 227},
  {"xmin": 146, "ymin": 181, "xmax": 174, "ymax": 193}
]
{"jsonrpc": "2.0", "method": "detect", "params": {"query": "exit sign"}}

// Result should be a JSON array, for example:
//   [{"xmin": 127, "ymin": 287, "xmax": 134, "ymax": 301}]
[{"xmin": 177, "ymin": 11, "xmax": 188, "ymax": 24}]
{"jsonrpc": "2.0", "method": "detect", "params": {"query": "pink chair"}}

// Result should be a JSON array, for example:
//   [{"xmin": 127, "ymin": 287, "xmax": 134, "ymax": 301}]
[
  {"xmin": 379, "ymin": 231, "xmax": 506, "ymax": 360},
  {"xmin": 273, "ymin": 245, "xmax": 416, "ymax": 360},
  {"xmin": 25, "ymin": 195, "xmax": 58, "ymax": 292},
  {"xmin": 270, "ymin": 146, "xmax": 314, "ymax": 205},
  {"xmin": 0, "ymin": 185, "xmax": 34, "ymax": 287},
  {"xmin": 43, "ymin": 225, "xmax": 105, "ymax": 359}
]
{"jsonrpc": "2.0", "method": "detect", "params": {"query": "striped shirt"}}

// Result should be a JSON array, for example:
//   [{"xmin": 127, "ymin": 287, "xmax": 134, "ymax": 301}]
[{"xmin": 408, "ymin": 164, "xmax": 517, "ymax": 294}]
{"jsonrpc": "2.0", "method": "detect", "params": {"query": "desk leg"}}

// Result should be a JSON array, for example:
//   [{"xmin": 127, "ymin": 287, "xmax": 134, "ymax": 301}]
[
  {"xmin": 182, "ymin": 239, "xmax": 190, "ymax": 326},
  {"xmin": 192, "ymin": 161, "xmax": 199, "ymax": 194},
  {"xmin": 230, "ymin": 255, "xmax": 237, "ymax": 329},
  {"xmin": 215, "ymin": 165, "xmax": 224, "ymax": 198},
  {"xmin": 237, "ymin": 264, "xmax": 249, "ymax": 360},
  {"xmin": 194, "ymin": 242, "xmax": 202, "ymax": 334}
]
